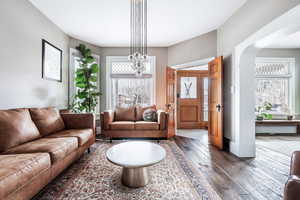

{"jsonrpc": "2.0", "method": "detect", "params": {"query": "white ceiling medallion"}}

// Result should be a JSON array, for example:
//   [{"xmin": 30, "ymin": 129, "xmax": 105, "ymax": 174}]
[{"xmin": 128, "ymin": 0, "xmax": 148, "ymax": 77}]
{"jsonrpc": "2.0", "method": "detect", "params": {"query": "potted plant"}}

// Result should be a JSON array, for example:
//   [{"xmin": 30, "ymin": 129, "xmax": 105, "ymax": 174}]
[
  {"xmin": 71, "ymin": 44, "xmax": 101, "ymax": 113},
  {"xmin": 256, "ymin": 102, "xmax": 273, "ymax": 120}
]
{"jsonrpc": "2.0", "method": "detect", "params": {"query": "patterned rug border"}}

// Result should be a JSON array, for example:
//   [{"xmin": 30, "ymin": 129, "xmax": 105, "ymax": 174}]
[
  {"xmin": 164, "ymin": 140, "xmax": 219, "ymax": 199},
  {"xmin": 35, "ymin": 140, "xmax": 221, "ymax": 200}
]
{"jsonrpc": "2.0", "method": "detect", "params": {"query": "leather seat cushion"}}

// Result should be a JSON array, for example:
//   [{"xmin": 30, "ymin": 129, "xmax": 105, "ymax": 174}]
[
  {"xmin": 135, "ymin": 121, "xmax": 159, "ymax": 130},
  {"xmin": 4, "ymin": 138, "xmax": 78, "ymax": 164},
  {"xmin": 0, "ymin": 108, "xmax": 41, "ymax": 152},
  {"xmin": 46, "ymin": 129, "xmax": 93, "ymax": 146},
  {"xmin": 29, "ymin": 107, "xmax": 65, "ymax": 136},
  {"xmin": 114, "ymin": 107, "xmax": 136, "ymax": 121},
  {"xmin": 0, "ymin": 153, "xmax": 51, "ymax": 199},
  {"xmin": 136, "ymin": 105, "xmax": 156, "ymax": 121},
  {"xmin": 110, "ymin": 121, "xmax": 135, "ymax": 130}
]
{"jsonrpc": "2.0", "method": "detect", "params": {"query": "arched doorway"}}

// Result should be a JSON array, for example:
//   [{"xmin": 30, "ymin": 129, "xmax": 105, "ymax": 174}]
[{"xmin": 231, "ymin": 5, "xmax": 300, "ymax": 157}]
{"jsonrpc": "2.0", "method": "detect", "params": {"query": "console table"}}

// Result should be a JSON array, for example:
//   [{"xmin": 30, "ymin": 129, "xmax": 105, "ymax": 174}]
[{"xmin": 256, "ymin": 120, "xmax": 300, "ymax": 135}]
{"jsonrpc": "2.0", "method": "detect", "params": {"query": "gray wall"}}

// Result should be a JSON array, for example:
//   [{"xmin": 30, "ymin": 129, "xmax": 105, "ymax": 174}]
[
  {"xmin": 218, "ymin": 0, "xmax": 300, "ymax": 56},
  {"xmin": 168, "ymin": 31, "xmax": 217, "ymax": 66},
  {"xmin": 0, "ymin": 0, "xmax": 70, "ymax": 109},
  {"xmin": 257, "ymin": 48, "xmax": 300, "ymax": 114},
  {"xmin": 100, "ymin": 47, "xmax": 168, "ymax": 111}
]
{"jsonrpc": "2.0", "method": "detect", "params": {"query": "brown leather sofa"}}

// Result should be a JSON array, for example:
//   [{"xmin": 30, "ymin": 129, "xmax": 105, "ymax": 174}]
[
  {"xmin": 101, "ymin": 105, "xmax": 169, "ymax": 139},
  {"xmin": 0, "ymin": 107, "xmax": 95, "ymax": 200},
  {"xmin": 284, "ymin": 151, "xmax": 300, "ymax": 200}
]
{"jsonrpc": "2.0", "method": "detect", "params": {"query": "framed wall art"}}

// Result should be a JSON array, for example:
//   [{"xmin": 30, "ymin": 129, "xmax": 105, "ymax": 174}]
[{"xmin": 42, "ymin": 39, "xmax": 62, "ymax": 82}]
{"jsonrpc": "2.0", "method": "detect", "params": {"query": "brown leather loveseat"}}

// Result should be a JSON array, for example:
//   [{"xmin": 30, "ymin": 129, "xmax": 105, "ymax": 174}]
[
  {"xmin": 101, "ymin": 105, "xmax": 169, "ymax": 140},
  {"xmin": 0, "ymin": 107, "xmax": 95, "ymax": 200},
  {"xmin": 284, "ymin": 151, "xmax": 300, "ymax": 200}
]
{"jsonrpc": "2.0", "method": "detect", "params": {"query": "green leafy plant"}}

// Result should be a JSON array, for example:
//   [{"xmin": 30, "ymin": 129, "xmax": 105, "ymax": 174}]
[
  {"xmin": 255, "ymin": 102, "xmax": 273, "ymax": 120},
  {"xmin": 71, "ymin": 44, "xmax": 101, "ymax": 113}
]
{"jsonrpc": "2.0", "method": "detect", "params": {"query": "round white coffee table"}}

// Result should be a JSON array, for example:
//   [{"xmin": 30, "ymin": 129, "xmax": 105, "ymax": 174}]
[{"xmin": 106, "ymin": 141, "xmax": 166, "ymax": 188}]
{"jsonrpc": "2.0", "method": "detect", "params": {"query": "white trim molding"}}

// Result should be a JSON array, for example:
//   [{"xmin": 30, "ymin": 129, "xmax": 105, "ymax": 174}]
[{"xmin": 171, "ymin": 57, "xmax": 215, "ymax": 70}]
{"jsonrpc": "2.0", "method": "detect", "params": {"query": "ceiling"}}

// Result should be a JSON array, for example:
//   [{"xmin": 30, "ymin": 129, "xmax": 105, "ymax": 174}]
[
  {"xmin": 29, "ymin": 0, "xmax": 247, "ymax": 47},
  {"xmin": 266, "ymin": 31, "xmax": 300, "ymax": 48}
]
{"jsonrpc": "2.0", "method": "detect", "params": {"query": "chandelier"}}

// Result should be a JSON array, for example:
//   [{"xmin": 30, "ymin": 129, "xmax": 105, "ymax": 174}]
[{"xmin": 128, "ymin": 0, "xmax": 148, "ymax": 77}]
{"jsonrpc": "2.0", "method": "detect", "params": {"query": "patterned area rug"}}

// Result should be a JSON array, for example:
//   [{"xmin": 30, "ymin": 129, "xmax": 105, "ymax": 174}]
[{"xmin": 35, "ymin": 140, "xmax": 221, "ymax": 200}]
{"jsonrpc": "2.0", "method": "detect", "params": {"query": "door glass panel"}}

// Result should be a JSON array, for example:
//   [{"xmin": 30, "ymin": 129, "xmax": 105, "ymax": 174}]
[
  {"xmin": 203, "ymin": 77, "xmax": 209, "ymax": 121},
  {"xmin": 180, "ymin": 77, "xmax": 197, "ymax": 98}
]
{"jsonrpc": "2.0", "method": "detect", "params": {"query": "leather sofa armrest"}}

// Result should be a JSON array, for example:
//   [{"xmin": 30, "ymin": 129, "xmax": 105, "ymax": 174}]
[
  {"xmin": 61, "ymin": 113, "xmax": 95, "ymax": 135},
  {"xmin": 284, "ymin": 175, "xmax": 300, "ymax": 200},
  {"xmin": 101, "ymin": 110, "xmax": 115, "ymax": 130},
  {"xmin": 157, "ymin": 110, "xmax": 168, "ymax": 130},
  {"xmin": 290, "ymin": 151, "xmax": 300, "ymax": 175}
]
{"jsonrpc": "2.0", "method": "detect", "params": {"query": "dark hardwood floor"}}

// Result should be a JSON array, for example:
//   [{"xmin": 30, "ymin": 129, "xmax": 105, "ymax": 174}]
[{"xmin": 174, "ymin": 132, "xmax": 293, "ymax": 200}]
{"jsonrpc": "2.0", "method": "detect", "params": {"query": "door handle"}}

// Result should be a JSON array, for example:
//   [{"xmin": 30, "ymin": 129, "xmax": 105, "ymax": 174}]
[{"xmin": 216, "ymin": 104, "xmax": 222, "ymax": 112}]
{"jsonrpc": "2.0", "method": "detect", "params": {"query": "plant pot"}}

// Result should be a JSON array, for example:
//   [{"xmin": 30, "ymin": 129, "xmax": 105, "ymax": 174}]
[
  {"xmin": 287, "ymin": 115, "xmax": 294, "ymax": 120},
  {"xmin": 256, "ymin": 116, "xmax": 264, "ymax": 120}
]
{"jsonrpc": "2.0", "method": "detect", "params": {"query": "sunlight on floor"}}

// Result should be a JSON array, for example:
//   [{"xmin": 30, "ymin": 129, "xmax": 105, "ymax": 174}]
[
  {"xmin": 256, "ymin": 136, "xmax": 300, "ymax": 157},
  {"xmin": 176, "ymin": 129, "xmax": 208, "ymax": 140}
]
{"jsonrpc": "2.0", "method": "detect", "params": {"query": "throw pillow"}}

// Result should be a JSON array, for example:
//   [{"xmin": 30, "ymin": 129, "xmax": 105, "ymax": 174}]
[
  {"xmin": 114, "ymin": 106, "xmax": 136, "ymax": 121},
  {"xmin": 0, "ymin": 108, "xmax": 41, "ymax": 152},
  {"xmin": 143, "ymin": 108, "xmax": 157, "ymax": 122},
  {"xmin": 29, "ymin": 107, "xmax": 65, "ymax": 136},
  {"xmin": 136, "ymin": 105, "xmax": 156, "ymax": 121}
]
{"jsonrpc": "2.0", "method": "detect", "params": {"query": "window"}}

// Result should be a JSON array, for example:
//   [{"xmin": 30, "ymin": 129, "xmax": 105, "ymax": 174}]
[
  {"xmin": 106, "ymin": 56, "xmax": 156, "ymax": 109},
  {"xmin": 203, "ymin": 77, "xmax": 209, "ymax": 121},
  {"xmin": 255, "ymin": 57, "xmax": 295, "ymax": 114}
]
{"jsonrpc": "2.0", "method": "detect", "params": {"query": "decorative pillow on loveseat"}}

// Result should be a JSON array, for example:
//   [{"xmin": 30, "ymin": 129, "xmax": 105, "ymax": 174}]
[
  {"xmin": 143, "ymin": 108, "xmax": 158, "ymax": 122},
  {"xmin": 136, "ymin": 105, "xmax": 156, "ymax": 121},
  {"xmin": 114, "ymin": 106, "xmax": 136, "ymax": 121}
]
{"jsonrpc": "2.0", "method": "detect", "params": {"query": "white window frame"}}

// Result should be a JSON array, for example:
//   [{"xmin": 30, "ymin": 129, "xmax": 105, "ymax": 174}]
[
  {"xmin": 69, "ymin": 48, "xmax": 101, "ymax": 114},
  {"xmin": 106, "ymin": 56, "xmax": 156, "ymax": 110},
  {"xmin": 255, "ymin": 57, "xmax": 295, "ymax": 115}
]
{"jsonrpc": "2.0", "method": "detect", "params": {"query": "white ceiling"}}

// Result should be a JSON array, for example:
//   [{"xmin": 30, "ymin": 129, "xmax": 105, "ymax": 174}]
[
  {"xmin": 29, "ymin": 0, "xmax": 247, "ymax": 47},
  {"xmin": 266, "ymin": 31, "xmax": 300, "ymax": 48}
]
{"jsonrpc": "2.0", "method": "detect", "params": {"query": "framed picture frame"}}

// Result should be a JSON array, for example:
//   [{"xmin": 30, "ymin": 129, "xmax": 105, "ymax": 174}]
[{"xmin": 42, "ymin": 39, "xmax": 62, "ymax": 82}]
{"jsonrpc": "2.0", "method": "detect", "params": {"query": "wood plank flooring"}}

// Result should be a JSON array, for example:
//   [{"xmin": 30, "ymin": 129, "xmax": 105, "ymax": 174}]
[{"xmin": 174, "ymin": 132, "xmax": 295, "ymax": 200}]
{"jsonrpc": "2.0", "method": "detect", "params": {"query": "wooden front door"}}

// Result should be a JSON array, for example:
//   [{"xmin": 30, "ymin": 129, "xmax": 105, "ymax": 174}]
[
  {"xmin": 166, "ymin": 67, "xmax": 176, "ymax": 138},
  {"xmin": 208, "ymin": 57, "xmax": 224, "ymax": 150},
  {"xmin": 177, "ymin": 70, "xmax": 209, "ymax": 129}
]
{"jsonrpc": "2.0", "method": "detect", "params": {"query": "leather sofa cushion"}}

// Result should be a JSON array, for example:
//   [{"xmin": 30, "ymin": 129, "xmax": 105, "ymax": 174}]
[
  {"xmin": 29, "ymin": 107, "xmax": 65, "ymax": 136},
  {"xmin": 114, "ymin": 107, "xmax": 135, "ymax": 121},
  {"xmin": 110, "ymin": 121, "xmax": 135, "ymax": 130},
  {"xmin": 46, "ymin": 129, "xmax": 93, "ymax": 146},
  {"xmin": 136, "ymin": 105, "xmax": 156, "ymax": 121},
  {"xmin": 0, "ymin": 108, "xmax": 41, "ymax": 152},
  {"xmin": 0, "ymin": 153, "xmax": 51, "ymax": 199},
  {"xmin": 135, "ymin": 121, "xmax": 159, "ymax": 130},
  {"xmin": 4, "ymin": 138, "xmax": 78, "ymax": 164}
]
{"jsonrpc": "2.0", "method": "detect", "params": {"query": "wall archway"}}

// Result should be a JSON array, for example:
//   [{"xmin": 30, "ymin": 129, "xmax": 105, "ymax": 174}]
[{"xmin": 230, "ymin": 5, "xmax": 300, "ymax": 157}]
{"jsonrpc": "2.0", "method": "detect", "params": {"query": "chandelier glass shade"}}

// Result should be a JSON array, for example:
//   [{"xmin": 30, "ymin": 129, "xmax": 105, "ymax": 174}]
[{"xmin": 128, "ymin": 0, "xmax": 148, "ymax": 77}]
